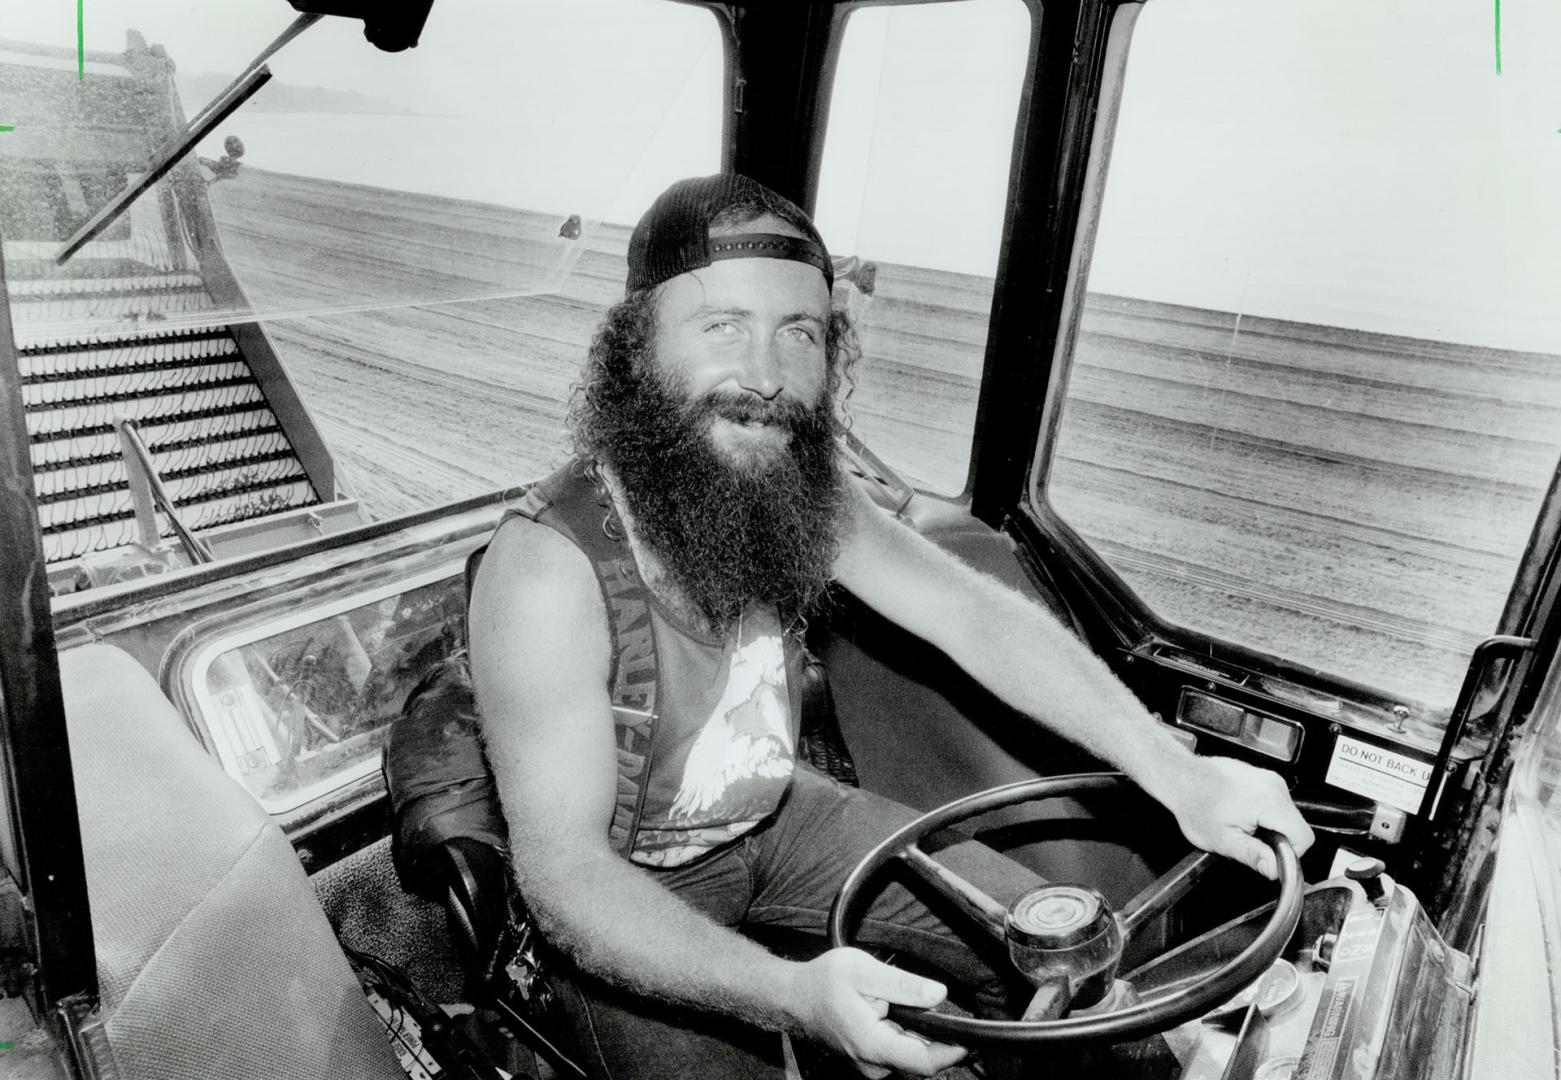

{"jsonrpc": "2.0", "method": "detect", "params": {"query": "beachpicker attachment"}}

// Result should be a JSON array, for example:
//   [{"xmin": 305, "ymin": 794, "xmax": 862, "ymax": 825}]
[{"xmin": 1, "ymin": 31, "xmax": 362, "ymax": 592}]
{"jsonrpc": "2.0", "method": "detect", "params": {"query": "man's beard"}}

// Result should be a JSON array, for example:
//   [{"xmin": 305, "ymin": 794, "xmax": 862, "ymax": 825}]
[{"xmin": 585, "ymin": 356, "xmax": 845, "ymax": 631}]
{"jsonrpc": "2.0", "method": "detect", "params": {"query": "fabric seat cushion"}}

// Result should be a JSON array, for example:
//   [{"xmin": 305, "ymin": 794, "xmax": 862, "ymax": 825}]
[{"xmin": 59, "ymin": 643, "xmax": 401, "ymax": 1079}]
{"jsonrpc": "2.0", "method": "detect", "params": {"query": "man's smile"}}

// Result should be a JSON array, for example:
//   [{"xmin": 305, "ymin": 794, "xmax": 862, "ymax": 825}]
[{"xmin": 695, "ymin": 392, "xmax": 813, "ymax": 454}]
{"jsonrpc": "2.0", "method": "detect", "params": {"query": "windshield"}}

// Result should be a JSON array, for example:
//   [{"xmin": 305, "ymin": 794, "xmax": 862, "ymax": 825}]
[
  {"xmin": 1037, "ymin": 0, "xmax": 1561, "ymax": 716},
  {"xmin": 1, "ymin": 0, "xmax": 721, "ymax": 571}
]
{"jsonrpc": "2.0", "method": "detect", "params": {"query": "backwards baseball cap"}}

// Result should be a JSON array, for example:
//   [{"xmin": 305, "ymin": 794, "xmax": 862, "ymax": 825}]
[{"xmin": 625, "ymin": 173, "xmax": 833, "ymax": 293}]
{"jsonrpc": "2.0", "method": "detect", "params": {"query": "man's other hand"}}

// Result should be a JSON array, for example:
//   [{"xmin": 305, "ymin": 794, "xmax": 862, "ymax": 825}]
[
  {"xmin": 786, "ymin": 947, "xmax": 967, "ymax": 1078},
  {"xmin": 1166, "ymin": 756, "xmax": 1316, "ymax": 879}
]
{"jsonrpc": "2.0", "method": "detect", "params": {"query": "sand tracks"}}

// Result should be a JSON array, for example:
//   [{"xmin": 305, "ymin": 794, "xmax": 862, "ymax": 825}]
[{"xmin": 217, "ymin": 171, "xmax": 1561, "ymax": 710}]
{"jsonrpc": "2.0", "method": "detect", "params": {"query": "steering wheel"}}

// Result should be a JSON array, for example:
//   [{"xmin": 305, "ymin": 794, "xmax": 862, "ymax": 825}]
[{"xmin": 826, "ymin": 773, "xmax": 1303, "ymax": 1046}]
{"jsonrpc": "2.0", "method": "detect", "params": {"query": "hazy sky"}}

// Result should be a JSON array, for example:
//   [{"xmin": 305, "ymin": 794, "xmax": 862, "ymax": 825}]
[
  {"xmin": 3, "ymin": 0, "xmax": 1557, "ymax": 349},
  {"xmin": 1091, "ymin": 1, "xmax": 1561, "ymax": 352}
]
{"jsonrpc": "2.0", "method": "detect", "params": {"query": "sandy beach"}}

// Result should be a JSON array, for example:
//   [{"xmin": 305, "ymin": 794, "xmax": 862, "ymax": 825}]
[{"xmin": 210, "ymin": 168, "xmax": 1561, "ymax": 709}]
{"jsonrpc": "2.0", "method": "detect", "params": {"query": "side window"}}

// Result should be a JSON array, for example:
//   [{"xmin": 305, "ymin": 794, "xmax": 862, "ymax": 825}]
[
  {"xmin": 1041, "ymin": 2, "xmax": 1561, "ymax": 714},
  {"xmin": 816, "ymin": 0, "xmax": 1031, "ymax": 495}
]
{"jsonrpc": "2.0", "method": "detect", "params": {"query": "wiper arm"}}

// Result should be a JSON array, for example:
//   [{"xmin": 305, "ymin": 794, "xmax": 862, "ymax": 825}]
[
  {"xmin": 53, "ymin": 12, "xmax": 323, "ymax": 265},
  {"xmin": 188, "ymin": 12, "xmax": 322, "ymax": 131}
]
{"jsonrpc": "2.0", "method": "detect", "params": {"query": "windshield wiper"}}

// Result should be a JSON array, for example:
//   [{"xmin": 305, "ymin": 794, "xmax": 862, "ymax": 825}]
[
  {"xmin": 53, "ymin": 12, "xmax": 323, "ymax": 265},
  {"xmin": 53, "ymin": 67, "xmax": 271, "ymax": 265}
]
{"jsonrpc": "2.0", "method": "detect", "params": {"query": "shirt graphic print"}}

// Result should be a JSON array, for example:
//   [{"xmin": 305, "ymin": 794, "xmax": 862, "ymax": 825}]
[{"xmin": 632, "ymin": 606, "xmax": 796, "ymax": 867}]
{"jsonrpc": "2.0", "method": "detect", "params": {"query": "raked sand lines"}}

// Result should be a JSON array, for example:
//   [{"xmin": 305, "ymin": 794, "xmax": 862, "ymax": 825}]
[{"xmin": 215, "ymin": 169, "xmax": 1561, "ymax": 708}]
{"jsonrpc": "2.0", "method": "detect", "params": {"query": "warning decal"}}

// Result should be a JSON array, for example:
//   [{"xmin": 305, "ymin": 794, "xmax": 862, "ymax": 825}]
[{"xmin": 1325, "ymin": 734, "xmax": 1434, "ymax": 814}]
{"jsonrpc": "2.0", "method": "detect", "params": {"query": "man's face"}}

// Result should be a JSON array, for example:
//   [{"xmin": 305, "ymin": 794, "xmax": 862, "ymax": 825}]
[
  {"xmin": 575, "ymin": 211, "xmax": 845, "ymax": 628},
  {"xmin": 650, "ymin": 217, "xmax": 832, "ymax": 466}
]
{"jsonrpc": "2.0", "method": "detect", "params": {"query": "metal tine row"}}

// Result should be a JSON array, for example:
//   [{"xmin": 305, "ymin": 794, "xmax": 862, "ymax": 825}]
[
  {"xmin": 20, "ymin": 319, "xmax": 231, "ymax": 353},
  {"xmin": 167, "ymin": 457, "xmax": 309, "ymax": 504},
  {"xmin": 26, "ymin": 383, "xmax": 265, "ymax": 439},
  {"xmin": 39, "ymin": 472, "xmax": 316, "ymax": 563},
  {"xmin": 157, "ymin": 430, "xmax": 293, "ymax": 477},
  {"xmin": 44, "ymin": 519, "xmax": 140, "ymax": 564},
  {"xmin": 40, "ymin": 490, "xmax": 142, "ymax": 531},
  {"xmin": 64, "ymin": 219, "xmax": 187, "ymax": 274},
  {"xmin": 34, "ymin": 460, "xmax": 121, "ymax": 500},
  {"xmin": 19, "ymin": 334, "xmax": 238, "ymax": 381},
  {"xmin": 10, "ymin": 287, "xmax": 212, "ymax": 326},
  {"xmin": 31, "ymin": 431, "xmax": 295, "ymax": 500},
  {"xmin": 23, "ymin": 361, "xmax": 250, "ymax": 409},
  {"xmin": 28, "ymin": 410, "xmax": 279, "ymax": 467},
  {"xmin": 146, "ymin": 411, "xmax": 281, "ymax": 454},
  {"xmin": 193, "ymin": 479, "xmax": 318, "ymax": 531},
  {"xmin": 39, "ymin": 459, "xmax": 309, "ymax": 532},
  {"xmin": 6, "ymin": 272, "xmax": 206, "ymax": 299}
]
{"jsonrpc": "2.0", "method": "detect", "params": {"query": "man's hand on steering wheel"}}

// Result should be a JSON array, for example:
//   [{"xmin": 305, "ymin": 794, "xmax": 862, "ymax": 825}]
[
  {"xmin": 1158, "ymin": 755, "xmax": 1315, "ymax": 880},
  {"xmin": 786, "ymin": 947, "xmax": 968, "ymax": 1078},
  {"xmin": 830, "ymin": 774, "xmax": 1308, "ymax": 1047}
]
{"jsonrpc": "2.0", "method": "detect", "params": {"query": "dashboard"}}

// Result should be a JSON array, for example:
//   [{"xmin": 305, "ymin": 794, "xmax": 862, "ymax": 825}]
[{"xmin": 1107, "ymin": 867, "xmax": 1472, "ymax": 1080}]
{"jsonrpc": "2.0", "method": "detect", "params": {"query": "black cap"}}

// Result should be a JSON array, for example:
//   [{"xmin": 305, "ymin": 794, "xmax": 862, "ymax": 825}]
[{"xmin": 625, "ymin": 174, "xmax": 833, "ymax": 292}]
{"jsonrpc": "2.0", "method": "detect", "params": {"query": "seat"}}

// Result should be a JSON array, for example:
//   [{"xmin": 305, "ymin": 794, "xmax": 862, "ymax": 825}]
[
  {"xmin": 383, "ymin": 655, "xmax": 577, "ymax": 1074},
  {"xmin": 58, "ymin": 643, "xmax": 403, "ymax": 1079}
]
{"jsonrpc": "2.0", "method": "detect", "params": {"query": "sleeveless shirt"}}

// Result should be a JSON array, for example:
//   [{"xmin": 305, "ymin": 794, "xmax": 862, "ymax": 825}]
[{"xmin": 505, "ymin": 462, "xmax": 806, "ymax": 868}]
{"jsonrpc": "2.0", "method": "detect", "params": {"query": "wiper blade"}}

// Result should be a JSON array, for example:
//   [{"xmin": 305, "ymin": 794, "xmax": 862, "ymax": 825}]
[
  {"xmin": 53, "ymin": 12, "xmax": 323, "ymax": 265},
  {"xmin": 54, "ymin": 66, "xmax": 272, "ymax": 265}
]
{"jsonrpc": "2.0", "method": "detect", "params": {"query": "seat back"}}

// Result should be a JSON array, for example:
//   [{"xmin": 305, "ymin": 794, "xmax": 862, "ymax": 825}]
[{"xmin": 59, "ymin": 643, "xmax": 402, "ymax": 1079}]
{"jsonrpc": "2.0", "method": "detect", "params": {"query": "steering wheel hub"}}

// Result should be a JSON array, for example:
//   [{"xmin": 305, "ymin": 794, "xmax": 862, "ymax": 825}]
[
  {"xmin": 1008, "ymin": 884, "xmax": 1109, "ymax": 947},
  {"xmin": 1006, "ymin": 884, "xmax": 1125, "ymax": 1009}
]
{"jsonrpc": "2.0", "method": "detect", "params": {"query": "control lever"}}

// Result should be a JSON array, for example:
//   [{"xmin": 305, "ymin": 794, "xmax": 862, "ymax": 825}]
[{"xmin": 1291, "ymin": 796, "xmax": 1375, "ymax": 836}]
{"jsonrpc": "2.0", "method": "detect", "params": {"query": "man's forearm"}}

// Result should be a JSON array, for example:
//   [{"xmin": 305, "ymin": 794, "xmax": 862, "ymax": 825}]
[
  {"xmin": 838, "ymin": 502, "xmax": 1313, "ymax": 873},
  {"xmin": 519, "ymin": 844, "xmax": 802, "ymax": 1029},
  {"xmin": 938, "ymin": 570, "xmax": 1195, "ymax": 802},
  {"xmin": 929, "ymin": 566, "xmax": 1317, "ymax": 877}
]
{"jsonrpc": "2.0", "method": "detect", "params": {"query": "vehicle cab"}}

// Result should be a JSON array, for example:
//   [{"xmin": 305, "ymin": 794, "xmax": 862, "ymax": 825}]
[{"xmin": 1, "ymin": 1, "xmax": 1558, "ymax": 1077}]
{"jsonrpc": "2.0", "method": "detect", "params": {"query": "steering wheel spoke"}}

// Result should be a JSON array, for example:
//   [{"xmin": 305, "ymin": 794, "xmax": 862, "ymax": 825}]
[
  {"xmin": 1118, "ymin": 850, "xmax": 1218, "ymax": 943},
  {"xmin": 1019, "ymin": 975, "xmax": 1075, "ymax": 1022},
  {"xmin": 898, "ymin": 843, "xmax": 1009, "ymax": 945}
]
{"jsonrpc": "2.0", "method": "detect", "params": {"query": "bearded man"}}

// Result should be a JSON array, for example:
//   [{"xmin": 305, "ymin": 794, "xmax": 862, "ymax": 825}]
[{"xmin": 468, "ymin": 174, "xmax": 1314, "ymax": 1078}]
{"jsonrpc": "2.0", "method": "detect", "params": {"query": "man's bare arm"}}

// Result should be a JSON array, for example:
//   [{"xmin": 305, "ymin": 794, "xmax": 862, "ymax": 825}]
[
  {"xmin": 468, "ymin": 518, "xmax": 960, "ymax": 1076},
  {"xmin": 832, "ymin": 480, "xmax": 1314, "ymax": 877}
]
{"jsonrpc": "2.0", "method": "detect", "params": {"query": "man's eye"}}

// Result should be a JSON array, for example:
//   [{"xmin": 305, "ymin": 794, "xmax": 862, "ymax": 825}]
[
  {"xmin": 782, "ymin": 325, "xmax": 819, "ymax": 344},
  {"xmin": 704, "ymin": 321, "xmax": 739, "ymax": 335}
]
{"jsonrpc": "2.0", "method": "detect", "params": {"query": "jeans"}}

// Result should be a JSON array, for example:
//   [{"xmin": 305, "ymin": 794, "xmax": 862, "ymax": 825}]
[{"xmin": 547, "ymin": 765, "xmax": 1042, "ymax": 1078}]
